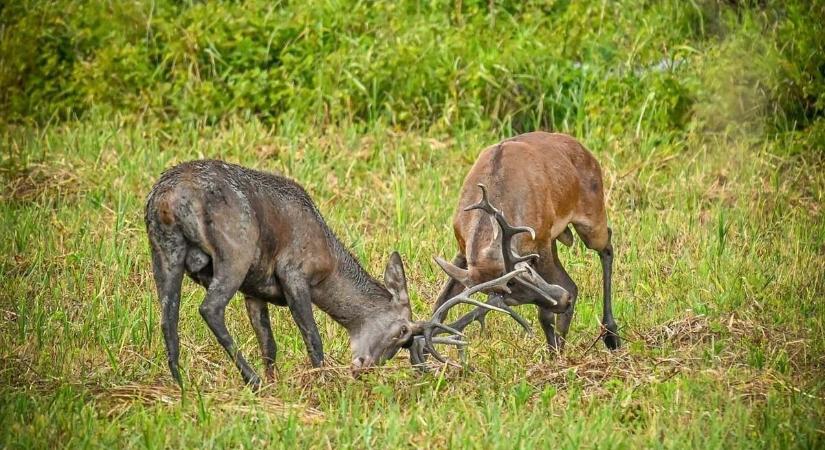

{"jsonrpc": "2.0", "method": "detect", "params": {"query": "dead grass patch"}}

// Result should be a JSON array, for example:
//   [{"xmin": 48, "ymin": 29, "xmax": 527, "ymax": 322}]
[
  {"xmin": 89, "ymin": 383, "xmax": 325, "ymax": 424},
  {"xmin": 0, "ymin": 352, "xmax": 325, "ymax": 424},
  {"xmin": 1, "ymin": 160, "xmax": 86, "ymax": 203},
  {"xmin": 525, "ymin": 314, "xmax": 821, "ymax": 401}
]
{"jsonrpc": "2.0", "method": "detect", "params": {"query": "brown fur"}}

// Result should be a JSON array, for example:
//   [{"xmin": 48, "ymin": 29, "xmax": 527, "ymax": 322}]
[{"xmin": 435, "ymin": 132, "xmax": 620, "ymax": 351}]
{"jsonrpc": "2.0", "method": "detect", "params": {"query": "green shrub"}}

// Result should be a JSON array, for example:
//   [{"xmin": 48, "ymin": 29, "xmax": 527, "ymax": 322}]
[{"xmin": 0, "ymin": 0, "xmax": 820, "ymax": 136}]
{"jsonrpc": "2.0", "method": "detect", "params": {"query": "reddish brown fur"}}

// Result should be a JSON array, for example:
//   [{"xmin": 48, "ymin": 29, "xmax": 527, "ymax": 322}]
[
  {"xmin": 157, "ymin": 198, "xmax": 175, "ymax": 226},
  {"xmin": 435, "ymin": 131, "xmax": 620, "ymax": 351},
  {"xmin": 454, "ymin": 132, "xmax": 609, "ymax": 280}
]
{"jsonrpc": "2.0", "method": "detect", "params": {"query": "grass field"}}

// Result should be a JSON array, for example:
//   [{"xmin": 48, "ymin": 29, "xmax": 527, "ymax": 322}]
[{"xmin": 1, "ymin": 1, "xmax": 824, "ymax": 448}]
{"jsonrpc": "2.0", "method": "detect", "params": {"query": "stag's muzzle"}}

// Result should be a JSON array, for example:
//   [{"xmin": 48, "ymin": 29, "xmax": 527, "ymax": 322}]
[{"xmin": 351, "ymin": 356, "xmax": 374, "ymax": 378}]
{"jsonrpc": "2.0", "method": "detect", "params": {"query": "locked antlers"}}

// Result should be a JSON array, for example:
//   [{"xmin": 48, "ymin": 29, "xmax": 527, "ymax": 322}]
[
  {"xmin": 411, "ymin": 184, "xmax": 544, "ymax": 366},
  {"xmin": 409, "ymin": 267, "xmax": 532, "ymax": 365}
]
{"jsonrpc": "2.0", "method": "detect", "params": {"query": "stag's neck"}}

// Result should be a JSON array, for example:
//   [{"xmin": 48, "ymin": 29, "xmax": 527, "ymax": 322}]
[
  {"xmin": 313, "ymin": 263, "xmax": 392, "ymax": 332},
  {"xmin": 304, "ymin": 215, "xmax": 395, "ymax": 331}
]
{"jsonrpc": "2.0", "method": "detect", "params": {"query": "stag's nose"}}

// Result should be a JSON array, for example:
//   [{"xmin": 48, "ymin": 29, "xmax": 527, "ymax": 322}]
[{"xmin": 351, "ymin": 356, "xmax": 373, "ymax": 378}]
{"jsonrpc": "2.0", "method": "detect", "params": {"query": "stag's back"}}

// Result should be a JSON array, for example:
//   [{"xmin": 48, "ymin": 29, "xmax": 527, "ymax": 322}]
[
  {"xmin": 453, "ymin": 132, "xmax": 607, "ymax": 266},
  {"xmin": 145, "ymin": 160, "xmax": 339, "ymax": 281}
]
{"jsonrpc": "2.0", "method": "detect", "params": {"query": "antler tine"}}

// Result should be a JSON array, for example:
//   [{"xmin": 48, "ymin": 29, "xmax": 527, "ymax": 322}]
[
  {"xmin": 508, "ymin": 251, "xmax": 540, "ymax": 268},
  {"xmin": 463, "ymin": 184, "xmax": 538, "ymax": 271},
  {"xmin": 410, "ymin": 338, "xmax": 426, "ymax": 367},
  {"xmin": 463, "ymin": 183, "xmax": 499, "ymax": 215},
  {"xmin": 430, "ymin": 337, "xmax": 468, "ymax": 346},
  {"xmin": 495, "ymin": 216, "xmax": 536, "ymax": 272},
  {"xmin": 410, "ymin": 337, "xmax": 461, "ymax": 369}
]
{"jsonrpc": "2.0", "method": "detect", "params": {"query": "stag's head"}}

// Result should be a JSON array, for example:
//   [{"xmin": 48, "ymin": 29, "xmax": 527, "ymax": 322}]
[
  {"xmin": 348, "ymin": 252, "xmax": 417, "ymax": 374},
  {"xmin": 435, "ymin": 184, "xmax": 571, "ymax": 313},
  {"xmin": 349, "ymin": 251, "xmax": 525, "ymax": 375}
]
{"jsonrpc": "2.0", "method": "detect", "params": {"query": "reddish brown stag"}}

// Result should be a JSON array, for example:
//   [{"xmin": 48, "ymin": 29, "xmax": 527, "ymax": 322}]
[{"xmin": 433, "ymin": 131, "xmax": 620, "ymax": 351}]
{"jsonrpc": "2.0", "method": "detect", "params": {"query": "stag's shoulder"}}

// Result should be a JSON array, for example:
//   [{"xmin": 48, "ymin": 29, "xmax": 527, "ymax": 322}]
[{"xmin": 512, "ymin": 132, "xmax": 600, "ymax": 164}]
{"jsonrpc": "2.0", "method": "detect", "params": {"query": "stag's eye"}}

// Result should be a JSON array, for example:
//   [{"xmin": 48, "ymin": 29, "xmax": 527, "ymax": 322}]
[{"xmin": 397, "ymin": 326, "xmax": 408, "ymax": 339}]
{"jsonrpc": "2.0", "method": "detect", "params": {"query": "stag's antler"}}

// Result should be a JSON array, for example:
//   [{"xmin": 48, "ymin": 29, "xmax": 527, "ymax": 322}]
[
  {"xmin": 464, "ymin": 184, "xmax": 539, "ymax": 271},
  {"xmin": 410, "ymin": 267, "xmax": 533, "ymax": 366}
]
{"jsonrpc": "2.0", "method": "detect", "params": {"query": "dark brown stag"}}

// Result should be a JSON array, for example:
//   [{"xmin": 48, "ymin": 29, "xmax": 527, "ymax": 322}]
[
  {"xmin": 432, "ymin": 132, "xmax": 620, "ymax": 351},
  {"xmin": 144, "ymin": 160, "xmax": 524, "ymax": 388}
]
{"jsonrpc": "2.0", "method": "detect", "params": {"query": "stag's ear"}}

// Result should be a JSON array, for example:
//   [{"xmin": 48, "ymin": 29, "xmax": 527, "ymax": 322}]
[{"xmin": 384, "ymin": 251, "xmax": 410, "ymax": 306}]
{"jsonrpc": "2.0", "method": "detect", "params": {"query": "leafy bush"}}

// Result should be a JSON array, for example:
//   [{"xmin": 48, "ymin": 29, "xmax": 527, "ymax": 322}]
[{"xmin": 0, "ymin": 0, "xmax": 821, "ymax": 135}]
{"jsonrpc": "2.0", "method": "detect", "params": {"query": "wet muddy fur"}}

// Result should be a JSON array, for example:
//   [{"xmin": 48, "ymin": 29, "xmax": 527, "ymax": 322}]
[{"xmin": 145, "ymin": 160, "xmax": 417, "ymax": 388}]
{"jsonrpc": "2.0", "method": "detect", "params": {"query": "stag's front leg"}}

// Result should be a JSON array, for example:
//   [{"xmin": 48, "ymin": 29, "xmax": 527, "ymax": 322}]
[
  {"xmin": 599, "ymin": 229, "xmax": 619, "ymax": 349},
  {"xmin": 244, "ymin": 296, "xmax": 278, "ymax": 382},
  {"xmin": 537, "ymin": 307, "xmax": 560, "ymax": 352},
  {"xmin": 538, "ymin": 241, "xmax": 579, "ymax": 352},
  {"xmin": 279, "ymin": 271, "xmax": 324, "ymax": 368},
  {"xmin": 199, "ymin": 263, "xmax": 262, "ymax": 389}
]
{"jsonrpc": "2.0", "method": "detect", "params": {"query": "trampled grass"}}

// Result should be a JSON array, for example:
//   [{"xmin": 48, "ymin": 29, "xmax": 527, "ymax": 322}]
[
  {"xmin": 1, "ymin": 115, "xmax": 822, "ymax": 448},
  {"xmin": 1, "ymin": 0, "xmax": 824, "ymax": 448}
]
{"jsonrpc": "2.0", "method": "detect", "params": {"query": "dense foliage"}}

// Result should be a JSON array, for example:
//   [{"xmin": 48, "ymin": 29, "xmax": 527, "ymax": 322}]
[
  {"xmin": 1, "ymin": 1, "xmax": 823, "ymax": 448},
  {"xmin": 2, "ymin": 1, "xmax": 823, "ymax": 134}
]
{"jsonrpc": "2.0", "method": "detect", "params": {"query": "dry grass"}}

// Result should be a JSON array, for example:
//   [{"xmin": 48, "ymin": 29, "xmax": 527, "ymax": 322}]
[
  {"xmin": 525, "ymin": 314, "xmax": 822, "ymax": 402},
  {"xmin": 0, "ymin": 354, "xmax": 326, "ymax": 424},
  {"xmin": 91, "ymin": 384, "xmax": 326, "ymax": 424},
  {"xmin": 1, "ymin": 160, "xmax": 86, "ymax": 203}
]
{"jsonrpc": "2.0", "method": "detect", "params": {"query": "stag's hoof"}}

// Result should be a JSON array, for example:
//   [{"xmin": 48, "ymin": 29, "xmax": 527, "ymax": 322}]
[
  {"xmin": 245, "ymin": 375, "xmax": 264, "ymax": 392},
  {"xmin": 603, "ymin": 329, "xmax": 621, "ymax": 350},
  {"xmin": 168, "ymin": 361, "xmax": 184, "ymax": 387},
  {"xmin": 546, "ymin": 338, "xmax": 566, "ymax": 356}
]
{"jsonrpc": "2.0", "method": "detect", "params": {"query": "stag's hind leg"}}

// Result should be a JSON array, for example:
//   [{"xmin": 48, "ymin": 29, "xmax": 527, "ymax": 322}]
[
  {"xmin": 149, "ymin": 232, "xmax": 187, "ymax": 386},
  {"xmin": 598, "ymin": 229, "xmax": 619, "ymax": 349},
  {"xmin": 573, "ymin": 216, "xmax": 619, "ymax": 350},
  {"xmin": 244, "ymin": 296, "xmax": 278, "ymax": 382},
  {"xmin": 199, "ymin": 253, "xmax": 263, "ymax": 389}
]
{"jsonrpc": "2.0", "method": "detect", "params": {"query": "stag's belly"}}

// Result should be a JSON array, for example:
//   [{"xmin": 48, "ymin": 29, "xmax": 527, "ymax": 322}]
[
  {"xmin": 240, "ymin": 280, "xmax": 286, "ymax": 306},
  {"xmin": 183, "ymin": 247, "xmax": 287, "ymax": 306},
  {"xmin": 240, "ymin": 265, "xmax": 287, "ymax": 305}
]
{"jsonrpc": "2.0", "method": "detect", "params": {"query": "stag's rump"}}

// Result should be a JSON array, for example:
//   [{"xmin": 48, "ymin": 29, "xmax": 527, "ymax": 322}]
[{"xmin": 144, "ymin": 160, "xmax": 334, "ymax": 302}]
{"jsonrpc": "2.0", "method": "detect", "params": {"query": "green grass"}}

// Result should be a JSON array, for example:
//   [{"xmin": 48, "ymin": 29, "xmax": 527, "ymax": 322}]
[
  {"xmin": 1, "ymin": 0, "xmax": 824, "ymax": 448},
  {"xmin": 1, "ymin": 116, "xmax": 822, "ymax": 448}
]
